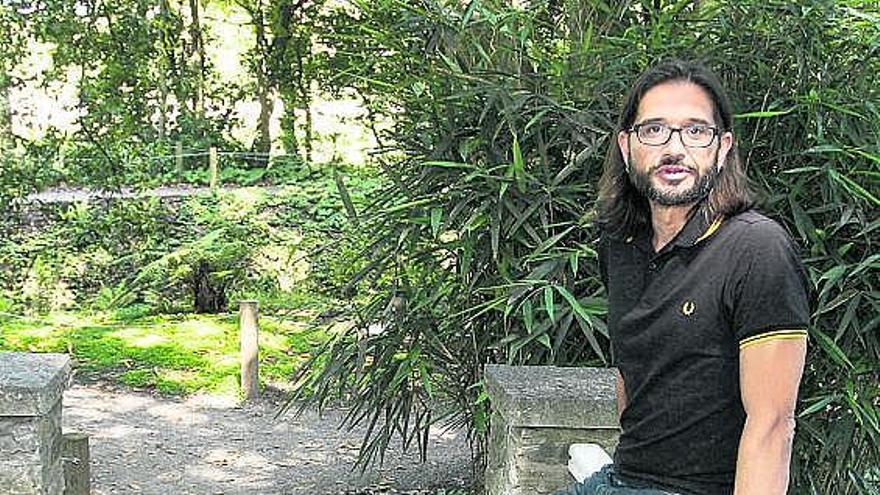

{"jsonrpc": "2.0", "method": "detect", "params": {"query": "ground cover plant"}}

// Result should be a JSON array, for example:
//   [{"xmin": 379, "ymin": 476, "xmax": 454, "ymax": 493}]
[{"xmin": 0, "ymin": 310, "xmax": 327, "ymax": 396}]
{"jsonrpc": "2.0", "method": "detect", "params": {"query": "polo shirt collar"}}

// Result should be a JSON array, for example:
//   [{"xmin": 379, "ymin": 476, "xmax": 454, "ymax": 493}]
[
  {"xmin": 672, "ymin": 204, "xmax": 723, "ymax": 249},
  {"xmin": 627, "ymin": 203, "xmax": 724, "ymax": 252}
]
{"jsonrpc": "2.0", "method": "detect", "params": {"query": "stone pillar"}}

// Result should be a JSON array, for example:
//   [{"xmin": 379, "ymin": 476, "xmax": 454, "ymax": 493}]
[
  {"xmin": 0, "ymin": 353, "xmax": 72, "ymax": 495},
  {"xmin": 484, "ymin": 365, "xmax": 619, "ymax": 495}
]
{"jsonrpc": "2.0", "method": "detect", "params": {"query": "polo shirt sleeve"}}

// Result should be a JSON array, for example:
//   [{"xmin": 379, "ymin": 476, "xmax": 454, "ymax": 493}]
[
  {"xmin": 596, "ymin": 234, "xmax": 615, "ymax": 364},
  {"xmin": 597, "ymin": 235, "xmax": 609, "ymax": 289},
  {"xmin": 728, "ymin": 220, "xmax": 811, "ymax": 350}
]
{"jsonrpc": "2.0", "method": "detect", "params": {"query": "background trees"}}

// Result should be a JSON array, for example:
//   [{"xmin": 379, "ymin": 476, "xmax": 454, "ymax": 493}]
[{"xmin": 1, "ymin": 0, "xmax": 332, "ymax": 190}]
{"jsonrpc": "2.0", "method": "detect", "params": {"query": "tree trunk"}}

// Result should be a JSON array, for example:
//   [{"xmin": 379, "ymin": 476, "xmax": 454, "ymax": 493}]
[
  {"xmin": 0, "ymin": 76, "xmax": 12, "ymax": 150},
  {"xmin": 193, "ymin": 261, "xmax": 227, "ymax": 313},
  {"xmin": 293, "ymin": 41, "xmax": 313, "ymax": 163},
  {"xmin": 253, "ymin": 4, "xmax": 273, "ymax": 159},
  {"xmin": 158, "ymin": 0, "xmax": 170, "ymax": 140},
  {"xmin": 188, "ymin": 0, "xmax": 206, "ymax": 119}
]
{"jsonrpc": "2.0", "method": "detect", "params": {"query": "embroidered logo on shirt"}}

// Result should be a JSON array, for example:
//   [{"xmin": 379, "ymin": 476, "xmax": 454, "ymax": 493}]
[{"xmin": 681, "ymin": 300, "xmax": 696, "ymax": 316}]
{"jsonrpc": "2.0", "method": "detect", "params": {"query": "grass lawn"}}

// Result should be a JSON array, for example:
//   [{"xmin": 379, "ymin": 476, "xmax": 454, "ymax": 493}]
[{"xmin": 0, "ymin": 307, "xmax": 328, "ymax": 397}]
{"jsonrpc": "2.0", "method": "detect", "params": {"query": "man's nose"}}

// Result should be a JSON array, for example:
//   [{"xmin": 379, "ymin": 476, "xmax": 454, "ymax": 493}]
[{"xmin": 665, "ymin": 129, "xmax": 688, "ymax": 153}]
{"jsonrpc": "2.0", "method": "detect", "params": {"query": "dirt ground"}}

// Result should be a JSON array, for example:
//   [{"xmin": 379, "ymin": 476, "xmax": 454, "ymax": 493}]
[{"xmin": 61, "ymin": 379, "xmax": 474, "ymax": 495}]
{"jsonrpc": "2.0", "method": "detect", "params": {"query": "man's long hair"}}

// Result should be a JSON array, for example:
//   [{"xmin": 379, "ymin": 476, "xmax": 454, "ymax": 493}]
[{"xmin": 597, "ymin": 60, "xmax": 753, "ymax": 237}]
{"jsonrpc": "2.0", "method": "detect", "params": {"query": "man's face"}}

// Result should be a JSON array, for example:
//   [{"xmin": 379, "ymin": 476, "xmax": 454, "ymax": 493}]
[{"xmin": 617, "ymin": 81, "xmax": 733, "ymax": 207}]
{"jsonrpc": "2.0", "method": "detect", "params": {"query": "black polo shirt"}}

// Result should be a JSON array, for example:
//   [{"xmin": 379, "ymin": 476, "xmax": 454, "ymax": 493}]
[{"xmin": 598, "ymin": 207, "xmax": 810, "ymax": 495}]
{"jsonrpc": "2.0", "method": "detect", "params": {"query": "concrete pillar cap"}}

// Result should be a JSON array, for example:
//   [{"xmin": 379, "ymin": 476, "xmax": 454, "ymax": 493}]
[
  {"xmin": 0, "ymin": 352, "xmax": 71, "ymax": 416},
  {"xmin": 484, "ymin": 365, "xmax": 618, "ymax": 429}
]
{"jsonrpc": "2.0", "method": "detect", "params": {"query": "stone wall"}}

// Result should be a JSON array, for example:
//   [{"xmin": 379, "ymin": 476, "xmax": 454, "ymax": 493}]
[
  {"xmin": 484, "ymin": 365, "xmax": 619, "ymax": 495},
  {"xmin": 0, "ymin": 353, "xmax": 71, "ymax": 495}
]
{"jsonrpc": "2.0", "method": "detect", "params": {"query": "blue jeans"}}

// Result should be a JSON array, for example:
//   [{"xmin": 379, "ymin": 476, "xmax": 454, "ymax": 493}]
[{"xmin": 554, "ymin": 464, "xmax": 681, "ymax": 495}]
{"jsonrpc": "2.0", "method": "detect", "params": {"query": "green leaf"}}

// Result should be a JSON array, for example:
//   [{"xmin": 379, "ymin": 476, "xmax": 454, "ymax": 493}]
[
  {"xmin": 811, "ymin": 328, "xmax": 854, "ymax": 370},
  {"xmin": 423, "ymin": 160, "xmax": 477, "ymax": 170},
  {"xmin": 510, "ymin": 133, "xmax": 526, "ymax": 193},
  {"xmin": 543, "ymin": 285, "xmax": 555, "ymax": 322},
  {"xmin": 334, "ymin": 168, "xmax": 359, "ymax": 226},
  {"xmin": 522, "ymin": 298, "xmax": 534, "ymax": 333},
  {"xmin": 819, "ymin": 265, "xmax": 848, "ymax": 285},
  {"xmin": 735, "ymin": 107, "xmax": 796, "ymax": 119},
  {"xmin": 507, "ymin": 259, "xmax": 558, "ymax": 305},
  {"xmin": 555, "ymin": 285, "xmax": 600, "ymax": 322},
  {"xmin": 381, "ymin": 197, "xmax": 435, "ymax": 214},
  {"xmin": 574, "ymin": 314, "xmax": 605, "ymax": 363},
  {"xmin": 537, "ymin": 333, "xmax": 551, "ymax": 350},
  {"xmin": 828, "ymin": 168, "xmax": 880, "ymax": 207},
  {"xmin": 460, "ymin": 0, "xmax": 479, "ymax": 29},
  {"xmin": 430, "ymin": 207, "xmax": 442, "ymax": 238},
  {"xmin": 799, "ymin": 395, "xmax": 838, "ymax": 417},
  {"xmin": 418, "ymin": 361, "xmax": 434, "ymax": 400}
]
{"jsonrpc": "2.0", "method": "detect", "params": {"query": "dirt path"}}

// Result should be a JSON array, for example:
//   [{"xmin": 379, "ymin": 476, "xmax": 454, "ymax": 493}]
[
  {"xmin": 62, "ymin": 381, "xmax": 473, "ymax": 495},
  {"xmin": 27, "ymin": 185, "xmax": 283, "ymax": 204}
]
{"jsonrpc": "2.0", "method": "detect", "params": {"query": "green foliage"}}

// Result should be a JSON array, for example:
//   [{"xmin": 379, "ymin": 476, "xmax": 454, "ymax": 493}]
[
  {"xmin": 0, "ymin": 165, "xmax": 380, "ymax": 317},
  {"xmin": 289, "ymin": 1, "xmax": 879, "ymax": 493}
]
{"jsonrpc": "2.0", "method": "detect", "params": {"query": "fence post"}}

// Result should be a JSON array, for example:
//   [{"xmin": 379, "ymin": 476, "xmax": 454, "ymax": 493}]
[
  {"xmin": 175, "ymin": 141, "xmax": 184, "ymax": 177},
  {"xmin": 239, "ymin": 300, "xmax": 260, "ymax": 400},
  {"xmin": 61, "ymin": 432, "xmax": 90, "ymax": 495},
  {"xmin": 209, "ymin": 146, "xmax": 219, "ymax": 192}
]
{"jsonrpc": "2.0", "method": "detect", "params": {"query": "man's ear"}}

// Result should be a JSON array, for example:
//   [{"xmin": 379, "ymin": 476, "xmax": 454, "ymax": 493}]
[
  {"xmin": 717, "ymin": 131, "xmax": 733, "ymax": 170},
  {"xmin": 617, "ymin": 130, "xmax": 630, "ymax": 169}
]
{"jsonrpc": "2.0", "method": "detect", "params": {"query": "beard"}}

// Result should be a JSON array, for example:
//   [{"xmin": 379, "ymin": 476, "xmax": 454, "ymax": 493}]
[{"xmin": 628, "ymin": 152, "xmax": 720, "ymax": 206}]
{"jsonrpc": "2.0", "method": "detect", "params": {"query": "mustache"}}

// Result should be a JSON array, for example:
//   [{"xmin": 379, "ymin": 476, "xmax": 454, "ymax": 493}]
[{"xmin": 650, "ymin": 156, "xmax": 696, "ymax": 172}]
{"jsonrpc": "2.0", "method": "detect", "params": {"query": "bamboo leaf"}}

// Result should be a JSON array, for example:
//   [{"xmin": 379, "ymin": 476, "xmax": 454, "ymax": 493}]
[
  {"xmin": 811, "ymin": 328, "xmax": 854, "ymax": 370},
  {"xmin": 430, "ymin": 207, "xmax": 442, "ymax": 238},
  {"xmin": 543, "ymin": 285, "xmax": 555, "ymax": 322},
  {"xmin": 555, "ymin": 285, "xmax": 598, "ymax": 323},
  {"xmin": 829, "ymin": 169, "xmax": 880, "ymax": 207},
  {"xmin": 574, "ymin": 313, "xmax": 605, "ymax": 364},
  {"xmin": 381, "ymin": 197, "xmax": 435, "ymax": 215},
  {"xmin": 511, "ymin": 133, "xmax": 526, "ymax": 193},
  {"xmin": 523, "ymin": 298, "xmax": 534, "ymax": 333},
  {"xmin": 334, "ymin": 168, "xmax": 359, "ymax": 226},
  {"xmin": 735, "ymin": 107, "xmax": 796, "ymax": 118},
  {"xmin": 537, "ymin": 333, "xmax": 551, "ymax": 350},
  {"xmin": 799, "ymin": 395, "xmax": 839, "ymax": 417}
]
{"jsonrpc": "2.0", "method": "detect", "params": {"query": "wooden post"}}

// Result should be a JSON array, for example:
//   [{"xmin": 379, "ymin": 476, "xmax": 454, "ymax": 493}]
[
  {"xmin": 62, "ymin": 432, "xmax": 90, "ymax": 495},
  {"xmin": 209, "ymin": 145, "xmax": 219, "ymax": 191},
  {"xmin": 239, "ymin": 300, "xmax": 260, "ymax": 400},
  {"xmin": 175, "ymin": 140, "xmax": 184, "ymax": 177}
]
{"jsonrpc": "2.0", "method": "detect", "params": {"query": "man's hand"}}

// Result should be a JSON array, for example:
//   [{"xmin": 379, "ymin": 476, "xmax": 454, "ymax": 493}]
[
  {"xmin": 734, "ymin": 336, "xmax": 807, "ymax": 495},
  {"xmin": 615, "ymin": 368, "xmax": 627, "ymax": 421}
]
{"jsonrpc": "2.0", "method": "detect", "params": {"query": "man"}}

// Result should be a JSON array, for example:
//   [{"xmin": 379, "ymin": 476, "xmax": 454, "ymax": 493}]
[{"xmin": 557, "ymin": 60, "xmax": 810, "ymax": 495}]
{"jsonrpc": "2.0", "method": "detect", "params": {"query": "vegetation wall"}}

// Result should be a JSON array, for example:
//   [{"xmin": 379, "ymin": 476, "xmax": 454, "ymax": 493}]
[{"xmin": 290, "ymin": 2, "xmax": 879, "ymax": 494}]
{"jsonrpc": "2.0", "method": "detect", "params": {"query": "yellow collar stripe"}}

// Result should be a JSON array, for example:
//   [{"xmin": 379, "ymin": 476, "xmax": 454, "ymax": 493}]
[
  {"xmin": 739, "ymin": 329, "xmax": 808, "ymax": 350},
  {"xmin": 695, "ymin": 216, "xmax": 724, "ymax": 244}
]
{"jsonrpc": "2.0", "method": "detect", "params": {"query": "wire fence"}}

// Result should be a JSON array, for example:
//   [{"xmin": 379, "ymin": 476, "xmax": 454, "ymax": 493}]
[
  {"xmin": 22, "ymin": 143, "xmax": 319, "ymax": 192},
  {"xmin": 36, "ymin": 145, "xmax": 307, "ymax": 167}
]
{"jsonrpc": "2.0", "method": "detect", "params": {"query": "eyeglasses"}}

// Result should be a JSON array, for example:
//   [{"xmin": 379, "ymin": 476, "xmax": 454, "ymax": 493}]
[{"xmin": 629, "ymin": 122, "xmax": 719, "ymax": 148}]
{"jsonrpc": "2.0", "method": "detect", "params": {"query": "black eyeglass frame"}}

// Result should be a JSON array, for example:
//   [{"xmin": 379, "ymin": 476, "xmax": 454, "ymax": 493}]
[{"xmin": 627, "ymin": 122, "xmax": 721, "ymax": 148}]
